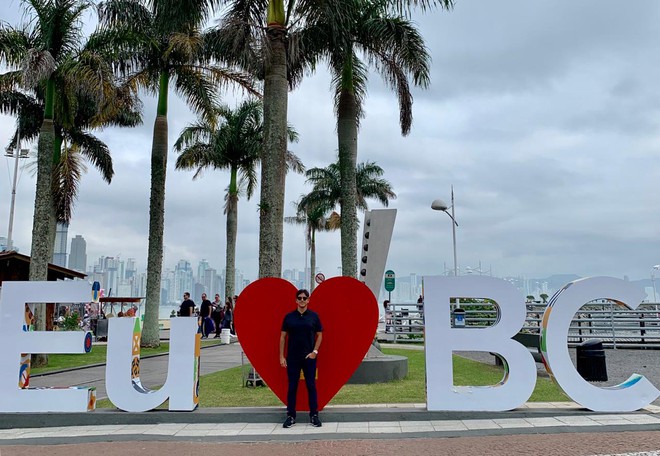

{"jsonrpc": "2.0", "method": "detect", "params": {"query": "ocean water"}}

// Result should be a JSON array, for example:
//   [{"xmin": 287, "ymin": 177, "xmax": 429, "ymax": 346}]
[{"xmin": 159, "ymin": 305, "xmax": 180, "ymax": 319}]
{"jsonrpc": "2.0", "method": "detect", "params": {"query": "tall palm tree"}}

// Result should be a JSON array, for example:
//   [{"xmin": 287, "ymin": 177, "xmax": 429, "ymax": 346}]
[
  {"xmin": 175, "ymin": 99, "xmax": 298, "ymax": 298},
  {"xmin": 0, "ymin": 0, "xmax": 103, "ymax": 283},
  {"xmin": 211, "ymin": 0, "xmax": 356, "ymax": 279},
  {"xmin": 285, "ymin": 200, "xmax": 339, "ymax": 292},
  {"xmin": 97, "ymin": 0, "xmax": 258, "ymax": 347},
  {"xmin": 299, "ymin": 160, "xmax": 396, "ymax": 276},
  {"xmin": 213, "ymin": 0, "xmax": 451, "ymax": 279},
  {"xmin": 0, "ymin": 0, "xmax": 140, "ymax": 366},
  {"xmin": 298, "ymin": 0, "xmax": 444, "ymax": 277}
]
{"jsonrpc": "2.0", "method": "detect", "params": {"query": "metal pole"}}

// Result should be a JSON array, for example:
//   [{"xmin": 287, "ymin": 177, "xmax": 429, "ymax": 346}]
[
  {"xmin": 451, "ymin": 185, "xmax": 458, "ymax": 276},
  {"xmin": 6, "ymin": 133, "xmax": 21, "ymax": 251}
]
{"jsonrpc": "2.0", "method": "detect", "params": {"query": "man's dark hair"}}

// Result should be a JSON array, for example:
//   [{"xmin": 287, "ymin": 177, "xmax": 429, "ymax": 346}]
[{"xmin": 296, "ymin": 289, "xmax": 310, "ymax": 298}]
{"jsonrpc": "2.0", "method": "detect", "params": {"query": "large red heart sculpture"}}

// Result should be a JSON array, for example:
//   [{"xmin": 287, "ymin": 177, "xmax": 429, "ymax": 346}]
[{"xmin": 235, "ymin": 276, "xmax": 378, "ymax": 411}]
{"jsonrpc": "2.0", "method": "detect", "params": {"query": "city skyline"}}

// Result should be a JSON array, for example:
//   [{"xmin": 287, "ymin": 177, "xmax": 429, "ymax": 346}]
[{"xmin": 38, "ymin": 227, "xmax": 659, "ymax": 305}]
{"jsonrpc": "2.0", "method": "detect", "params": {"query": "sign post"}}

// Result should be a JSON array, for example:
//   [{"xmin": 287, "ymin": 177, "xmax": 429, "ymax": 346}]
[{"xmin": 384, "ymin": 270, "xmax": 396, "ymax": 301}]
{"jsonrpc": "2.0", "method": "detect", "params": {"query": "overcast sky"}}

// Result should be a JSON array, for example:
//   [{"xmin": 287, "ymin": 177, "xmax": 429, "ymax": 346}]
[{"xmin": 1, "ymin": 0, "xmax": 659, "ymax": 287}]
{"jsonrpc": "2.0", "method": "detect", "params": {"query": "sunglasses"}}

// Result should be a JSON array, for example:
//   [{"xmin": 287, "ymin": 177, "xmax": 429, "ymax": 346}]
[{"xmin": 296, "ymin": 296, "xmax": 309, "ymax": 301}]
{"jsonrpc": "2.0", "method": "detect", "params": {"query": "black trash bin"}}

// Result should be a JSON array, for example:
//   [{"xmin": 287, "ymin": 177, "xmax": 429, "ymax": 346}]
[{"xmin": 576, "ymin": 339, "xmax": 607, "ymax": 382}]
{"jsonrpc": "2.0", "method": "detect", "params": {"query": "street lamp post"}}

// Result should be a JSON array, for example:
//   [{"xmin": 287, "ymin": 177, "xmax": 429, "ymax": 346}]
[
  {"xmin": 431, "ymin": 186, "xmax": 458, "ymax": 276},
  {"xmin": 5, "ymin": 134, "xmax": 28, "ymax": 252},
  {"xmin": 652, "ymin": 265, "xmax": 659, "ymax": 304}
]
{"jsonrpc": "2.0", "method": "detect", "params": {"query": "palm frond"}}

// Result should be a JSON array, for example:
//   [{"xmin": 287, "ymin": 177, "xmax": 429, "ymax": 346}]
[
  {"xmin": 53, "ymin": 141, "xmax": 86, "ymax": 223},
  {"xmin": 172, "ymin": 64, "xmax": 219, "ymax": 115},
  {"xmin": 66, "ymin": 129, "xmax": 114, "ymax": 183},
  {"xmin": 0, "ymin": 25, "xmax": 32, "ymax": 67},
  {"xmin": 21, "ymin": 48, "xmax": 56, "ymax": 87},
  {"xmin": 331, "ymin": 53, "xmax": 368, "ymax": 127}
]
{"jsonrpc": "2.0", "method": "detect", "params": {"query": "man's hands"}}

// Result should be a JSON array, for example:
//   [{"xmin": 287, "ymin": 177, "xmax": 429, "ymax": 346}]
[
  {"xmin": 305, "ymin": 351, "xmax": 318, "ymax": 360},
  {"xmin": 280, "ymin": 356, "xmax": 287, "ymax": 367}
]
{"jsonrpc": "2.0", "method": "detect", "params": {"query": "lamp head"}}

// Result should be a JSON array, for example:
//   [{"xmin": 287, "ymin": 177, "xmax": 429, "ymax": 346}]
[{"xmin": 431, "ymin": 199, "xmax": 449, "ymax": 211}]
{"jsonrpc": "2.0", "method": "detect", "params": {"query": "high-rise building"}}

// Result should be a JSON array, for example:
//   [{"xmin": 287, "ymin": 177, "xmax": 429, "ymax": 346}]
[
  {"xmin": 125, "ymin": 258, "xmax": 136, "ymax": 279},
  {"xmin": 197, "ymin": 259, "xmax": 210, "ymax": 284},
  {"xmin": 68, "ymin": 235, "xmax": 87, "ymax": 272},
  {"xmin": 173, "ymin": 260, "xmax": 194, "ymax": 301},
  {"xmin": 202, "ymin": 267, "xmax": 217, "ymax": 297},
  {"xmin": 52, "ymin": 222, "xmax": 69, "ymax": 267}
]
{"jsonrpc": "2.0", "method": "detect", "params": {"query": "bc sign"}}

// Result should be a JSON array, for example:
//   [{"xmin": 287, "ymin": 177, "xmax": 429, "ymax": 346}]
[{"xmin": 424, "ymin": 275, "xmax": 660, "ymax": 412}]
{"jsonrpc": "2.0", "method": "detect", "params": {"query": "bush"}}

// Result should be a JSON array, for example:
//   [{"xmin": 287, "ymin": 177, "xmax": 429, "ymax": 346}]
[{"xmin": 61, "ymin": 312, "xmax": 81, "ymax": 331}]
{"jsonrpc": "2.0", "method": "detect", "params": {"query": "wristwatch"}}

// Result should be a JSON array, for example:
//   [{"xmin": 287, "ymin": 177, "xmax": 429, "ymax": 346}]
[{"xmin": 313, "ymin": 349, "xmax": 318, "ymax": 354}]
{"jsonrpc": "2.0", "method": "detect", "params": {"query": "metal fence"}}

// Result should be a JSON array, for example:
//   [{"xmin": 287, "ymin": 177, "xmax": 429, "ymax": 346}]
[{"xmin": 384, "ymin": 301, "xmax": 660, "ymax": 348}]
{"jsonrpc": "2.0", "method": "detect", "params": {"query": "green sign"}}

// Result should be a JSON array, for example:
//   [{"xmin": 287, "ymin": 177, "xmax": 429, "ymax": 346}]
[{"xmin": 384, "ymin": 270, "xmax": 396, "ymax": 292}]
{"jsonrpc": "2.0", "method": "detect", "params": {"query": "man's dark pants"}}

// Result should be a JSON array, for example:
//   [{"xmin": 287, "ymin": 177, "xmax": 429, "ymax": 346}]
[{"xmin": 286, "ymin": 357, "xmax": 317, "ymax": 419}]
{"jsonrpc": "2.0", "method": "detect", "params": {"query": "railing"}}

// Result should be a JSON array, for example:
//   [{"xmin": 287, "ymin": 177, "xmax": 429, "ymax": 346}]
[{"xmin": 384, "ymin": 301, "xmax": 660, "ymax": 348}]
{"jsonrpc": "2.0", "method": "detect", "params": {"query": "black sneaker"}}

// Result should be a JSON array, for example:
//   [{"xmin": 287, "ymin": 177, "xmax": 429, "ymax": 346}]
[
  {"xmin": 283, "ymin": 416, "xmax": 295, "ymax": 428},
  {"xmin": 310, "ymin": 415, "xmax": 322, "ymax": 427}
]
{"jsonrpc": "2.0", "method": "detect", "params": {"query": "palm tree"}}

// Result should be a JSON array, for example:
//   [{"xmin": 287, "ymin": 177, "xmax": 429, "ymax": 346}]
[
  {"xmin": 97, "ymin": 0, "xmax": 258, "ymax": 347},
  {"xmin": 300, "ymin": 160, "xmax": 396, "ymax": 215},
  {"xmin": 0, "ymin": 0, "xmax": 103, "ymax": 283},
  {"xmin": 299, "ymin": 160, "xmax": 396, "ymax": 273},
  {"xmin": 0, "ymin": 0, "xmax": 141, "ymax": 366},
  {"xmin": 211, "ymin": 0, "xmax": 358, "ymax": 279},
  {"xmin": 174, "ymin": 99, "xmax": 302, "ymax": 298},
  {"xmin": 297, "ymin": 0, "xmax": 442, "ymax": 277},
  {"xmin": 215, "ymin": 0, "xmax": 451, "ymax": 279},
  {"xmin": 285, "ymin": 199, "xmax": 340, "ymax": 292},
  {"xmin": 2, "ymin": 81, "xmax": 142, "ymax": 224},
  {"xmin": 174, "ymin": 99, "xmax": 300, "ymax": 298}
]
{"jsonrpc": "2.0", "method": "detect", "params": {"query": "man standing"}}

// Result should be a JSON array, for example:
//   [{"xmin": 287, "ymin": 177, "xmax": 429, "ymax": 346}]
[
  {"xmin": 211, "ymin": 293, "xmax": 224, "ymax": 338},
  {"xmin": 279, "ymin": 289, "xmax": 323, "ymax": 428},
  {"xmin": 179, "ymin": 292, "xmax": 195, "ymax": 317},
  {"xmin": 199, "ymin": 293, "xmax": 213, "ymax": 338}
]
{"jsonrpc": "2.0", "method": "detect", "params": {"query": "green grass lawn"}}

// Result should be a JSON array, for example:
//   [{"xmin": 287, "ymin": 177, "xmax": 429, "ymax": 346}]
[
  {"xmin": 29, "ymin": 340, "xmax": 222, "ymax": 375},
  {"xmin": 96, "ymin": 347, "xmax": 568, "ymax": 408}
]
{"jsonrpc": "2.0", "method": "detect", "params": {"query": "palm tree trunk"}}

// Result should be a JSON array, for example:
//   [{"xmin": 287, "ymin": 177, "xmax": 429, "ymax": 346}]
[
  {"xmin": 225, "ymin": 167, "xmax": 238, "ymax": 298},
  {"xmin": 310, "ymin": 228, "xmax": 316, "ymax": 292},
  {"xmin": 29, "ymin": 78, "xmax": 58, "ymax": 367},
  {"xmin": 337, "ymin": 88, "xmax": 359, "ymax": 278},
  {"xmin": 142, "ymin": 72, "xmax": 169, "ymax": 348},
  {"xmin": 258, "ymin": 23, "xmax": 288, "ymax": 279},
  {"xmin": 29, "ymin": 79, "xmax": 57, "ymax": 282}
]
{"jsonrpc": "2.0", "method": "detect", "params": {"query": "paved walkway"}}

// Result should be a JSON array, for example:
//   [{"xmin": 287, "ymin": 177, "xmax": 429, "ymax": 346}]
[{"xmin": 4, "ymin": 339, "xmax": 660, "ymax": 451}]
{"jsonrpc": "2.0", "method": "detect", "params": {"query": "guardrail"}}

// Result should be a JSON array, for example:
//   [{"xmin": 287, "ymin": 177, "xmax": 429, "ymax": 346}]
[{"xmin": 384, "ymin": 302, "xmax": 660, "ymax": 348}]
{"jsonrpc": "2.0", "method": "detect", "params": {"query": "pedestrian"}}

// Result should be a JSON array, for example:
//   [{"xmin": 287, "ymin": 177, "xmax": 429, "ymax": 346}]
[
  {"xmin": 211, "ymin": 293, "xmax": 224, "ymax": 338},
  {"xmin": 383, "ymin": 300, "xmax": 392, "ymax": 333},
  {"xmin": 199, "ymin": 293, "xmax": 214, "ymax": 338},
  {"xmin": 222, "ymin": 297, "xmax": 234, "ymax": 333},
  {"xmin": 179, "ymin": 292, "xmax": 195, "ymax": 317},
  {"xmin": 279, "ymin": 289, "xmax": 323, "ymax": 428}
]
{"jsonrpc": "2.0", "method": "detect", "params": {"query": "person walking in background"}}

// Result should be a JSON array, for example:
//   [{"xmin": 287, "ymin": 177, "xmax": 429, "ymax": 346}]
[
  {"xmin": 211, "ymin": 293, "xmax": 224, "ymax": 338},
  {"xmin": 199, "ymin": 293, "xmax": 214, "ymax": 338},
  {"xmin": 222, "ymin": 297, "xmax": 234, "ymax": 334},
  {"xmin": 383, "ymin": 300, "xmax": 392, "ymax": 333},
  {"xmin": 179, "ymin": 292, "xmax": 195, "ymax": 317},
  {"xmin": 280, "ymin": 289, "xmax": 323, "ymax": 429}
]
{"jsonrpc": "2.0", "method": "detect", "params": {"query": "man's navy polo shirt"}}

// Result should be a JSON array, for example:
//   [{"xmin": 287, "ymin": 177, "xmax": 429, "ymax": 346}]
[{"xmin": 281, "ymin": 309, "xmax": 322, "ymax": 360}]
